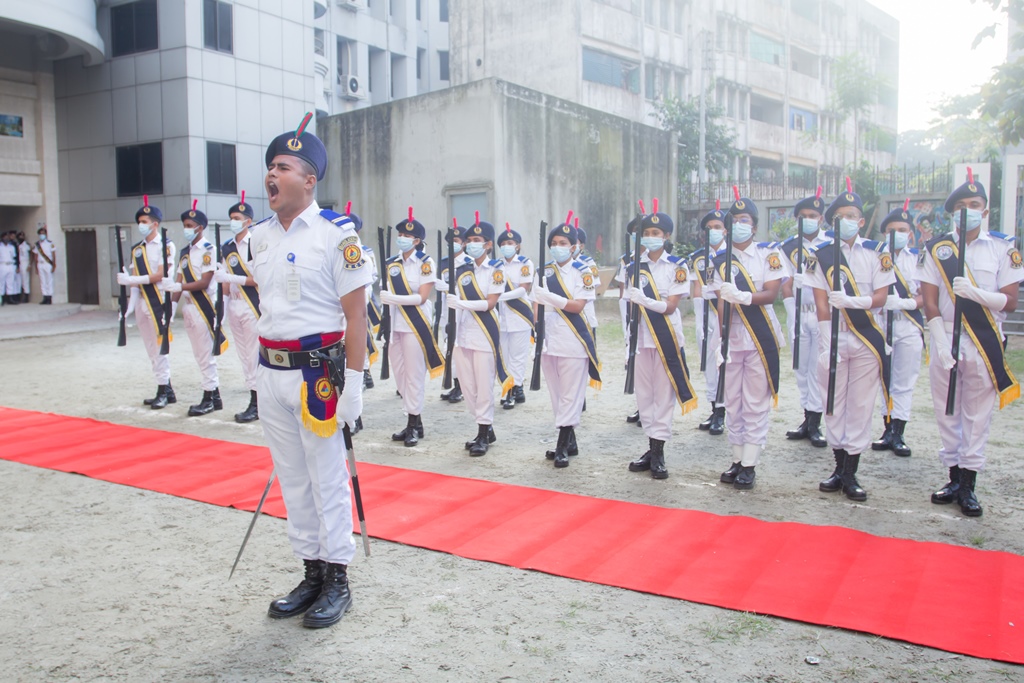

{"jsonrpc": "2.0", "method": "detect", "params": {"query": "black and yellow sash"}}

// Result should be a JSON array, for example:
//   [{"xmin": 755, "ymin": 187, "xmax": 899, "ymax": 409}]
[
  {"xmin": 180, "ymin": 246, "xmax": 228, "ymax": 353},
  {"xmin": 891, "ymin": 255, "xmax": 925, "ymax": 332},
  {"xmin": 36, "ymin": 241, "xmax": 54, "ymax": 267},
  {"xmin": 456, "ymin": 263, "xmax": 514, "ymax": 395},
  {"xmin": 221, "ymin": 240, "xmax": 260, "ymax": 318},
  {"xmin": 545, "ymin": 263, "xmax": 601, "ymax": 389},
  {"xmin": 132, "ymin": 239, "xmax": 171, "ymax": 345},
  {"xmin": 388, "ymin": 257, "xmax": 445, "ymax": 379},
  {"xmin": 781, "ymin": 236, "xmax": 815, "ymax": 273},
  {"xmin": 631, "ymin": 262, "xmax": 698, "ymax": 415},
  {"xmin": 366, "ymin": 298, "xmax": 381, "ymax": 366},
  {"xmin": 928, "ymin": 236, "xmax": 1020, "ymax": 408},
  {"xmin": 501, "ymin": 279, "xmax": 535, "ymax": 332},
  {"xmin": 715, "ymin": 255, "xmax": 780, "ymax": 405},
  {"xmin": 815, "ymin": 245, "xmax": 891, "ymax": 410}
]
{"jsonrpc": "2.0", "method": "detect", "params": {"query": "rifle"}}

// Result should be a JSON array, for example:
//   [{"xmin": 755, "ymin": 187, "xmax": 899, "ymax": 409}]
[
  {"xmin": 793, "ymin": 234, "xmax": 804, "ymax": 370},
  {"xmin": 714, "ymin": 213, "xmax": 734, "ymax": 403},
  {"xmin": 624, "ymin": 241, "xmax": 645, "ymax": 395},
  {"xmin": 946, "ymin": 208, "xmax": 968, "ymax": 415},
  {"xmin": 433, "ymin": 228, "xmax": 443, "ymax": 341},
  {"xmin": 441, "ymin": 220, "xmax": 458, "ymax": 390},
  {"xmin": 159, "ymin": 226, "xmax": 171, "ymax": 355},
  {"xmin": 213, "ymin": 222, "xmax": 223, "ymax": 356},
  {"xmin": 883, "ymin": 228, "xmax": 896, "ymax": 397},
  {"xmin": 115, "ymin": 225, "xmax": 127, "ymax": 347},
  {"xmin": 529, "ymin": 220, "xmax": 548, "ymax": 391},
  {"xmin": 376, "ymin": 226, "xmax": 391, "ymax": 380},
  {"xmin": 700, "ymin": 222, "xmax": 711, "ymax": 372},
  {"xmin": 825, "ymin": 216, "xmax": 841, "ymax": 416}
]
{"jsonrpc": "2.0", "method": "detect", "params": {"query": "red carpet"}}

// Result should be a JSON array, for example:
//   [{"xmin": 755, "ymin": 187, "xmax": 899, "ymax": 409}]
[{"xmin": 1, "ymin": 406, "xmax": 1022, "ymax": 664}]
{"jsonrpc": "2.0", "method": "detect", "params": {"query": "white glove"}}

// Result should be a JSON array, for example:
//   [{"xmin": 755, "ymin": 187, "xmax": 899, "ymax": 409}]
[
  {"xmin": 170, "ymin": 301, "xmax": 178, "ymax": 320},
  {"xmin": 715, "ymin": 346, "xmax": 730, "ymax": 367},
  {"xmin": 927, "ymin": 317, "xmax": 957, "ymax": 371},
  {"xmin": 498, "ymin": 286, "xmax": 526, "ymax": 302},
  {"xmin": 783, "ymin": 297, "xmax": 796, "ymax": 338},
  {"xmin": 117, "ymin": 272, "xmax": 149, "ymax": 286},
  {"xmin": 792, "ymin": 272, "xmax": 805, "ymax": 289},
  {"xmin": 379, "ymin": 290, "xmax": 423, "ymax": 306},
  {"xmin": 337, "ymin": 367, "xmax": 364, "ymax": 429},
  {"xmin": 158, "ymin": 277, "xmax": 182, "ymax": 293},
  {"xmin": 883, "ymin": 294, "xmax": 917, "ymax": 311},
  {"xmin": 719, "ymin": 282, "xmax": 753, "ymax": 306},
  {"xmin": 952, "ymin": 276, "xmax": 1008, "ymax": 312},
  {"xmin": 214, "ymin": 267, "xmax": 247, "ymax": 285},
  {"xmin": 702, "ymin": 287, "xmax": 717, "ymax": 301},
  {"xmin": 628, "ymin": 286, "xmax": 667, "ymax": 313},
  {"xmin": 533, "ymin": 287, "xmax": 568, "ymax": 309},
  {"xmin": 818, "ymin": 319, "xmax": 841, "ymax": 364},
  {"xmin": 828, "ymin": 290, "xmax": 872, "ymax": 310},
  {"xmin": 447, "ymin": 296, "xmax": 489, "ymax": 312}
]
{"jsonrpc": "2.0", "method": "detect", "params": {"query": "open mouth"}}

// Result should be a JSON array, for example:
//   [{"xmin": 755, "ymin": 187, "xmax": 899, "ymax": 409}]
[{"xmin": 267, "ymin": 181, "xmax": 280, "ymax": 202}]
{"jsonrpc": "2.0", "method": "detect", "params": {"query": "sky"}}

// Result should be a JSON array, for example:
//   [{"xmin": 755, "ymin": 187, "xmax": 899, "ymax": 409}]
[{"xmin": 873, "ymin": 0, "xmax": 1008, "ymax": 132}]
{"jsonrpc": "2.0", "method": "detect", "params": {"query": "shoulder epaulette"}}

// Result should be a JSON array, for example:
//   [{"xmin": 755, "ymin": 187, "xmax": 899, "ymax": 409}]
[
  {"xmin": 516, "ymin": 254, "xmax": 529, "ymax": 263},
  {"xmin": 414, "ymin": 249, "xmax": 427, "ymax": 261},
  {"xmin": 488, "ymin": 258, "xmax": 503, "ymax": 268},
  {"xmin": 990, "ymin": 231, "xmax": 1015, "ymax": 242},
  {"xmin": 666, "ymin": 254, "xmax": 684, "ymax": 265},
  {"xmin": 319, "ymin": 209, "xmax": 354, "ymax": 228},
  {"xmin": 688, "ymin": 247, "xmax": 705, "ymax": 261},
  {"xmin": 252, "ymin": 216, "xmax": 271, "ymax": 229},
  {"xmin": 861, "ymin": 239, "xmax": 883, "ymax": 252},
  {"xmin": 756, "ymin": 241, "xmax": 779, "ymax": 249},
  {"xmin": 363, "ymin": 245, "xmax": 374, "ymax": 254},
  {"xmin": 571, "ymin": 260, "xmax": 587, "ymax": 271},
  {"xmin": 906, "ymin": 247, "xmax": 920, "ymax": 256},
  {"xmin": 782, "ymin": 235, "xmax": 799, "ymax": 246}
]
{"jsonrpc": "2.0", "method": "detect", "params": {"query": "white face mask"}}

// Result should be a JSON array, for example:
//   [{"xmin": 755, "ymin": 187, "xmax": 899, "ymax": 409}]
[
  {"xmin": 499, "ymin": 245, "xmax": 517, "ymax": 259},
  {"xmin": 453, "ymin": 242, "xmax": 463, "ymax": 254},
  {"xmin": 708, "ymin": 229, "xmax": 725, "ymax": 247},
  {"xmin": 891, "ymin": 231, "xmax": 909, "ymax": 251},
  {"xmin": 640, "ymin": 236, "xmax": 664, "ymax": 252},
  {"xmin": 183, "ymin": 227, "xmax": 197, "ymax": 241},
  {"xmin": 800, "ymin": 217, "xmax": 820, "ymax": 236},
  {"xmin": 395, "ymin": 235, "xmax": 415, "ymax": 252},
  {"xmin": 550, "ymin": 246, "xmax": 572, "ymax": 263},
  {"xmin": 839, "ymin": 218, "xmax": 861, "ymax": 240},
  {"xmin": 963, "ymin": 208, "xmax": 984, "ymax": 231},
  {"xmin": 465, "ymin": 242, "xmax": 486, "ymax": 258},
  {"xmin": 137, "ymin": 222, "xmax": 152, "ymax": 237},
  {"xmin": 229, "ymin": 219, "xmax": 246, "ymax": 235},
  {"xmin": 731, "ymin": 222, "xmax": 753, "ymax": 243}
]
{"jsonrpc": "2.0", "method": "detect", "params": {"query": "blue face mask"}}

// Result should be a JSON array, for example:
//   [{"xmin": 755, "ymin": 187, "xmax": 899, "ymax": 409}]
[
  {"xmin": 465, "ymin": 242, "xmax": 486, "ymax": 258},
  {"xmin": 708, "ymin": 229, "xmax": 725, "ymax": 246},
  {"xmin": 800, "ymin": 217, "xmax": 820, "ymax": 235},
  {"xmin": 396, "ymin": 235, "xmax": 415, "ymax": 252},
  {"xmin": 138, "ymin": 222, "xmax": 152, "ymax": 237},
  {"xmin": 640, "ymin": 236, "xmax": 665, "ymax": 252},
  {"xmin": 839, "ymin": 218, "xmax": 861, "ymax": 240},
  {"xmin": 453, "ymin": 242, "xmax": 463, "ymax": 254},
  {"xmin": 964, "ymin": 208, "xmax": 984, "ymax": 231},
  {"xmin": 891, "ymin": 231, "xmax": 909, "ymax": 251},
  {"xmin": 500, "ymin": 245, "xmax": 518, "ymax": 259},
  {"xmin": 183, "ymin": 227, "xmax": 197, "ymax": 241},
  {"xmin": 732, "ymin": 222, "xmax": 753, "ymax": 243},
  {"xmin": 229, "ymin": 219, "xmax": 246, "ymax": 235},
  {"xmin": 550, "ymin": 246, "xmax": 572, "ymax": 263}
]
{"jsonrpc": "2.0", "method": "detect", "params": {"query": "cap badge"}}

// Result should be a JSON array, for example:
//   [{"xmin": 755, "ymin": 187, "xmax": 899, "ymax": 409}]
[
  {"xmin": 651, "ymin": 215, "xmax": 660, "ymax": 224},
  {"xmin": 286, "ymin": 138, "xmax": 303, "ymax": 151},
  {"xmin": 143, "ymin": 207, "xmax": 151, "ymax": 214},
  {"xmin": 406, "ymin": 222, "xmax": 414, "ymax": 230},
  {"xmin": 846, "ymin": 194, "xmax": 854, "ymax": 201},
  {"xmin": 189, "ymin": 211, "xmax": 196, "ymax": 218},
  {"xmin": 735, "ymin": 201, "xmax": 745, "ymax": 210},
  {"xmin": 968, "ymin": 184, "xmax": 977, "ymax": 192}
]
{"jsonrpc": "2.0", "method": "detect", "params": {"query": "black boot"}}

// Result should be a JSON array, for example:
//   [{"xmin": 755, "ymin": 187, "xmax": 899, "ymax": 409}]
[
  {"xmin": 806, "ymin": 411, "xmax": 827, "ymax": 448},
  {"xmin": 211, "ymin": 388, "xmax": 223, "ymax": 410},
  {"xmin": 957, "ymin": 468, "xmax": 983, "ymax": 517},
  {"xmin": 786, "ymin": 411, "xmax": 810, "ymax": 440},
  {"xmin": 514, "ymin": 385, "xmax": 526, "ymax": 404},
  {"xmin": 43, "ymin": 295, "xmax": 52, "ymax": 304},
  {"xmin": 628, "ymin": 439, "xmax": 653, "ymax": 472},
  {"xmin": 890, "ymin": 419, "xmax": 911, "ymax": 457},
  {"xmin": 468, "ymin": 424, "xmax": 493, "ymax": 456},
  {"xmin": 351, "ymin": 416, "xmax": 363, "ymax": 435},
  {"xmin": 362, "ymin": 369, "xmax": 374, "ymax": 389},
  {"xmin": 931, "ymin": 466, "xmax": 961, "ymax": 504},
  {"xmin": 150, "ymin": 384, "xmax": 172, "ymax": 410},
  {"xmin": 392, "ymin": 414, "xmax": 422, "ymax": 447},
  {"xmin": 649, "ymin": 439, "xmax": 668, "ymax": 479},
  {"xmin": 501, "ymin": 387, "xmax": 516, "ymax": 410},
  {"xmin": 144, "ymin": 381, "xmax": 176, "ymax": 406},
  {"xmin": 871, "ymin": 417, "xmax": 893, "ymax": 451},
  {"xmin": 819, "ymin": 449, "xmax": 846, "ymax": 492},
  {"xmin": 708, "ymin": 406, "xmax": 725, "ymax": 436},
  {"xmin": 566, "ymin": 427, "xmax": 578, "ymax": 456},
  {"xmin": 626, "ymin": 410, "xmax": 641, "ymax": 425},
  {"xmin": 698, "ymin": 404, "xmax": 716, "ymax": 431},
  {"xmin": 442, "ymin": 379, "xmax": 463, "ymax": 403},
  {"xmin": 734, "ymin": 466, "xmax": 756, "ymax": 490},
  {"xmin": 720, "ymin": 462, "xmax": 741, "ymax": 484},
  {"xmin": 268, "ymin": 559, "xmax": 325, "ymax": 618},
  {"xmin": 235, "ymin": 390, "xmax": 259, "ymax": 423},
  {"xmin": 841, "ymin": 453, "xmax": 867, "ymax": 501},
  {"xmin": 188, "ymin": 390, "xmax": 217, "ymax": 416},
  {"xmin": 545, "ymin": 426, "xmax": 572, "ymax": 468},
  {"xmin": 302, "ymin": 562, "xmax": 352, "ymax": 629}
]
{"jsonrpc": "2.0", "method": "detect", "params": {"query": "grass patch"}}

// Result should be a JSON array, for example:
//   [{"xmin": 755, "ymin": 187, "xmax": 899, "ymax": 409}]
[{"xmin": 699, "ymin": 612, "xmax": 777, "ymax": 642}]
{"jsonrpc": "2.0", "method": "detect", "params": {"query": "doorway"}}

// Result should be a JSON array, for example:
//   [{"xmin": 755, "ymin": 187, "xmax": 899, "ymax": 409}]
[{"xmin": 66, "ymin": 229, "xmax": 98, "ymax": 305}]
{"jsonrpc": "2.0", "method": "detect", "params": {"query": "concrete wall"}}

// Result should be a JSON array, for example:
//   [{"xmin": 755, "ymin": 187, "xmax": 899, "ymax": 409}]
[{"xmin": 318, "ymin": 78, "xmax": 676, "ymax": 265}]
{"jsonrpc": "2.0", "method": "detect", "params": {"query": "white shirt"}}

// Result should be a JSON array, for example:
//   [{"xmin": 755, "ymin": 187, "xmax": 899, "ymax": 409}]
[
  {"xmin": 500, "ymin": 254, "xmax": 535, "ymax": 333},
  {"xmin": 17, "ymin": 241, "xmax": 30, "ymax": 270},
  {"xmin": 251, "ymin": 200, "xmax": 373, "ymax": 340},
  {"xmin": 454, "ymin": 256, "xmax": 507, "ymax": 352},
  {"xmin": 0, "ymin": 242, "xmax": 14, "ymax": 265},
  {"xmin": 130, "ymin": 234, "xmax": 177, "ymax": 283},
  {"xmin": 808, "ymin": 236, "xmax": 895, "ymax": 303},
  {"xmin": 783, "ymin": 232, "xmax": 831, "ymax": 306},
  {"xmin": 633, "ymin": 250, "xmax": 689, "ymax": 350},
  {"xmin": 577, "ymin": 252, "xmax": 601, "ymax": 327},
  {"xmin": 386, "ymin": 249, "xmax": 436, "ymax": 335},
  {"xmin": 180, "ymin": 237, "xmax": 217, "ymax": 305},
  {"xmin": 540, "ymin": 259, "xmax": 596, "ymax": 359},
  {"xmin": 33, "ymin": 238, "xmax": 54, "ymax": 267},
  {"xmin": 707, "ymin": 242, "xmax": 786, "ymax": 350}
]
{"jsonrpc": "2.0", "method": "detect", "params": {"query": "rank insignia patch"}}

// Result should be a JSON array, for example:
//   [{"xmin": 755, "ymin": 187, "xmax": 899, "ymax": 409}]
[
  {"xmin": 767, "ymin": 253, "xmax": 783, "ymax": 271},
  {"xmin": 492, "ymin": 270, "xmax": 504, "ymax": 285},
  {"xmin": 521, "ymin": 265, "xmax": 531, "ymax": 278},
  {"xmin": 315, "ymin": 377, "xmax": 334, "ymax": 401},
  {"xmin": 879, "ymin": 253, "xmax": 893, "ymax": 272},
  {"xmin": 421, "ymin": 262, "xmax": 433, "ymax": 276},
  {"xmin": 1010, "ymin": 248, "xmax": 1023, "ymax": 269}
]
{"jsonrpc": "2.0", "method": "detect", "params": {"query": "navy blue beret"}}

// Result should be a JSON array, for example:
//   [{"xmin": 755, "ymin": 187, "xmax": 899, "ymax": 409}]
[
  {"xmin": 180, "ymin": 207, "xmax": 208, "ymax": 228},
  {"xmin": 498, "ymin": 225, "xmax": 522, "ymax": 244},
  {"xmin": 641, "ymin": 211, "xmax": 674, "ymax": 235},
  {"xmin": 700, "ymin": 209, "xmax": 727, "ymax": 231},
  {"xmin": 265, "ymin": 113, "xmax": 327, "ymax": 181},
  {"xmin": 824, "ymin": 190, "xmax": 864, "ymax": 225},
  {"xmin": 547, "ymin": 222, "xmax": 578, "ymax": 246},
  {"xmin": 228, "ymin": 201, "xmax": 254, "ymax": 219},
  {"xmin": 880, "ymin": 205, "xmax": 912, "ymax": 232},
  {"xmin": 467, "ymin": 220, "xmax": 495, "ymax": 243},
  {"xmin": 396, "ymin": 217, "xmax": 426, "ymax": 240},
  {"xmin": 135, "ymin": 199, "xmax": 162, "ymax": 223},
  {"xmin": 730, "ymin": 197, "xmax": 758, "ymax": 223},
  {"xmin": 793, "ymin": 192, "xmax": 826, "ymax": 217},
  {"xmin": 944, "ymin": 177, "xmax": 988, "ymax": 213}
]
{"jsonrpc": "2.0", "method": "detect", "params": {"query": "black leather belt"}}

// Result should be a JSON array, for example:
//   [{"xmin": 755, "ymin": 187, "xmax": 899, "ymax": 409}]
[{"xmin": 259, "ymin": 342, "xmax": 343, "ymax": 369}]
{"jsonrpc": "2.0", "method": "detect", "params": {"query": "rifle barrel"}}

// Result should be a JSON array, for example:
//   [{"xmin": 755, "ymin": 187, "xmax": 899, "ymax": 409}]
[
  {"xmin": 945, "ymin": 208, "xmax": 968, "ymax": 415},
  {"xmin": 826, "ymin": 216, "xmax": 841, "ymax": 415}
]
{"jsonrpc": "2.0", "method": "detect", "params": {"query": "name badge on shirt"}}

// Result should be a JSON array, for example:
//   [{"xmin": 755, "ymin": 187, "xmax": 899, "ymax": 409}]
[{"xmin": 286, "ymin": 252, "xmax": 300, "ymax": 301}]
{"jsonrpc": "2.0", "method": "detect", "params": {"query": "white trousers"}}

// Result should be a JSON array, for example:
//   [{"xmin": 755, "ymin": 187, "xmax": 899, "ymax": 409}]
[
  {"xmin": 636, "ymin": 347, "xmax": 677, "ymax": 442},
  {"xmin": 724, "ymin": 348, "xmax": 773, "ymax": 449},
  {"xmin": 928, "ymin": 335, "xmax": 996, "ymax": 472},
  {"xmin": 228, "ymin": 299, "xmax": 260, "ymax": 391},
  {"xmin": 816, "ymin": 331, "xmax": 881, "ymax": 455},
  {"xmin": 693, "ymin": 300, "xmax": 721, "ymax": 404},
  {"xmin": 36, "ymin": 263, "xmax": 54, "ymax": 296},
  {"xmin": 793, "ymin": 304, "xmax": 822, "ymax": 412},
  {"xmin": 391, "ymin": 330, "xmax": 427, "ymax": 416},
  {"xmin": 879, "ymin": 317, "xmax": 923, "ymax": 421},
  {"xmin": 454, "ymin": 346, "xmax": 496, "ymax": 425},
  {"xmin": 0, "ymin": 265, "xmax": 15, "ymax": 295},
  {"xmin": 542, "ymin": 354, "xmax": 588, "ymax": 428},
  {"xmin": 257, "ymin": 364, "xmax": 356, "ymax": 564},
  {"xmin": 134, "ymin": 298, "xmax": 170, "ymax": 385},
  {"xmin": 183, "ymin": 301, "xmax": 219, "ymax": 391},
  {"xmin": 18, "ymin": 266, "xmax": 29, "ymax": 294},
  {"xmin": 500, "ymin": 329, "xmax": 532, "ymax": 387}
]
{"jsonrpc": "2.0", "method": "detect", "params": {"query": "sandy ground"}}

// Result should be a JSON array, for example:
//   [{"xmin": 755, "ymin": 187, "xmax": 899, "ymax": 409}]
[{"xmin": 1, "ymin": 303, "xmax": 1022, "ymax": 682}]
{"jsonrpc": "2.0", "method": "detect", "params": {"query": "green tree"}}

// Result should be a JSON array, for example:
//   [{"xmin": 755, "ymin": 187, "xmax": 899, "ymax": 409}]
[
  {"xmin": 653, "ymin": 93, "xmax": 739, "ymax": 182},
  {"xmin": 973, "ymin": 0, "xmax": 1024, "ymax": 146},
  {"xmin": 829, "ymin": 54, "xmax": 888, "ymax": 167}
]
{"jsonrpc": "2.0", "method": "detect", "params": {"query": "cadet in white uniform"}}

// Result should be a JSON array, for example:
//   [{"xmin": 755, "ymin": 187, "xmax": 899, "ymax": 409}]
[
  {"xmin": 613, "ymin": 212, "xmax": 642, "ymax": 425},
  {"xmin": 16, "ymin": 232, "xmax": 30, "ymax": 303},
  {"xmin": 33, "ymin": 225, "xmax": 56, "ymax": 304},
  {"xmin": 781, "ymin": 190, "xmax": 830, "ymax": 447},
  {"xmin": 808, "ymin": 185, "xmax": 895, "ymax": 501},
  {"xmin": 497, "ymin": 225, "xmax": 535, "ymax": 409},
  {"xmin": 117, "ymin": 200, "xmax": 178, "ymax": 409},
  {"xmin": 447, "ymin": 216, "xmax": 511, "ymax": 456},
  {"xmin": 438, "ymin": 225, "xmax": 469, "ymax": 403},
  {"xmin": 918, "ymin": 174, "xmax": 1023, "ymax": 517},
  {"xmin": 709, "ymin": 197, "xmax": 785, "ymax": 490},
  {"xmin": 689, "ymin": 206, "xmax": 727, "ymax": 434},
  {"xmin": 0, "ymin": 232, "xmax": 16, "ymax": 304},
  {"xmin": 254, "ymin": 118, "xmax": 370, "ymax": 629},
  {"xmin": 574, "ymin": 224, "xmax": 601, "ymax": 338}
]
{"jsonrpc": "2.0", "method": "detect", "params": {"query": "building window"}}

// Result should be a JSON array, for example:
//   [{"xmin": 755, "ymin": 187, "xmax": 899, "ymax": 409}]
[
  {"xmin": 116, "ymin": 142, "xmax": 163, "ymax": 197},
  {"xmin": 439, "ymin": 0, "xmax": 449, "ymax": 22},
  {"xmin": 417, "ymin": 48, "xmax": 424, "ymax": 80},
  {"xmin": 644, "ymin": 0, "xmax": 655, "ymax": 25},
  {"xmin": 416, "ymin": 0, "xmax": 421, "ymax": 20},
  {"xmin": 203, "ymin": 0, "xmax": 233, "ymax": 53},
  {"xmin": 207, "ymin": 142, "xmax": 237, "ymax": 194},
  {"xmin": 439, "ymin": 50, "xmax": 449, "ymax": 81},
  {"xmin": 582, "ymin": 47, "xmax": 639, "ymax": 94},
  {"xmin": 750, "ymin": 33, "xmax": 785, "ymax": 66},
  {"xmin": 111, "ymin": 0, "xmax": 158, "ymax": 58},
  {"xmin": 645, "ymin": 64, "xmax": 656, "ymax": 99}
]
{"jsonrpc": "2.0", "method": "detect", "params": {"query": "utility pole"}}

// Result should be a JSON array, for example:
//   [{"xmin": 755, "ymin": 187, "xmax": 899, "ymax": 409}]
[{"xmin": 698, "ymin": 30, "xmax": 713, "ymax": 199}]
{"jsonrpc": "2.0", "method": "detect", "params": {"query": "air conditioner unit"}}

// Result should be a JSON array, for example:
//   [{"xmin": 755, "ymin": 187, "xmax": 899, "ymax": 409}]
[
  {"xmin": 337, "ymin": 0, "xmax": 364, "ymax": 10},
  {"xmin": 340, "ymin": 74, "xmax": 364, "ymax": 100}
]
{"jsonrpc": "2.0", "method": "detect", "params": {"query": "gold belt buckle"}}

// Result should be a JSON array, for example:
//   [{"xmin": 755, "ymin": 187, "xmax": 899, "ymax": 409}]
[{"xmin": 266, "ymin": 348, "xmax": 291, "ymax": 367}]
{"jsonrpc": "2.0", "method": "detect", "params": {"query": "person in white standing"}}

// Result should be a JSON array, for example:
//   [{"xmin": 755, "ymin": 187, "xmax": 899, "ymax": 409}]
[
  {"xmin": 497, "ymin": 224, "xmax": 535, "ymax": 410},
  {"xmin": 33, "ymin": 225, "xmax": 56, "ymax": 305}
]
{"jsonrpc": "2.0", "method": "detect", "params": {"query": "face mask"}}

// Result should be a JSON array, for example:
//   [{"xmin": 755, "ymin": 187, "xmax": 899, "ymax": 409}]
[
  {"xmin": 453, "ymin": 242, "xmax": 463, "ymax": 254},
  {"xmin": 640, "ymin": 236, "xmax": 665, "ymax": 252},
  {"xmin": 500, "ymin": 245, "xmax": 517, "ymax": 259},
  {"xmin": 396, "ymin": 235, "xmax": 415, "ymax": 252},
  {"xmin": 550, "ymin": 246, "xmax": 572, "ymax": 263},
  {"xmin": 229, "ymin": 219, "xmax": 246, "ymax": 235},
  {"xmin": 708, "ymin": 229, "xmax": 725, "ymax": 246},
  {"xmin": 891, "ymin": 231, "xmax": 909, "ymax": 251},
  {"xmin": 628, "ymin": 233, "xmax": 636, "ymax": 249},
  {"xmin": 839, "ymin": 218, "xmax": 861, "ymax": 240},
  {"xmin": 964, "ymin": 208, "xmax": 984, "ymax": 231},
  {"xmin": 183, "ymin": 227, "xmax": 197, "ymax": 241},
  {"xmin": 465, "ymin": 242, "xmax": 485, "ymax": 258},
  {"xmin": 138, "ymin": 222, "xmax": 152, "ymax": 237},
  {"xmin": 800, "ymin": 218, "xmax": 820, "ymax": 236},
  {"xmin": 731, "ymin": 222, "xmax": 753, "ymax": 243}
]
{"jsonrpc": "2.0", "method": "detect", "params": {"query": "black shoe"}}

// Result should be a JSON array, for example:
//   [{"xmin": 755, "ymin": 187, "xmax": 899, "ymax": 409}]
[
  {"xmin": 268, "ymin": 559, "xmax": 325, "ymax": 619},
  {"xmin": 211, "ymin": 388, "xmax": 223, "ymax": 410},
  {"xmin": 43, "ymin": 296, "xmax": 52, "ymax": 305},
  {"xmin": 442, "ymin": 379, "xmax": 464, "ymax": 403},
  {"xmin": 150, "ymin": 384, "xmax": 172, "ymax": 410},
  {"xmin": 546, "ymin": 426, "xmax": 572, "ymax": 468},
  {"xmin": 841, "ymin": 453, "xmax": 867, "ymax": 501},
  {"xmin": 235, "ymin": 390, "xmax": 259, "ymax": 423},
  {"xmin": 302, "ymin": 562, "xmax": 352, "ymax": 629},
  {"xmin": 957, "ymin": 468, "xmax": 983, "ymax": 517},
  {"xmin": 698, "ymin": 405, "xmax": 716, "ymax": 431},
  {"xmin": 734, "ymin": 465, "xmax": 756, "ymax": 490},
  {"xmin": 626, "ymin": 410, "xmax": 641, "ymax": 424},
  {"xmin": 144, "ymin": 382, "xmax": 176, "ymax": 406},
  {"xmin": 931, "ymin": 466, "xmax": 961, "ymax": 505},
  {"xmin": 871, "ymin": 417, "xmax": 893, "ymax": 451},
  {"xmin": 501, "ymin": 388, "xmax": 516, "ymax": 410},
  {"xmin": 786, "ymin": 411, "xmax": 810, "ymax": 440},
  {"xmin": 819, "ymin": 449, "xmax": 846, "ymax": 492},
  {"xmin": 628, "ymin": 440, "xmax": 652, "ymax": 472},
  {"xmin": 890, "ymin": 419, "xmax": 911, "ymax": 457},
  {"xmin": 566, "ymin": 427, "xmax": 578, "ymax": 456},
  {"xmin": 351, "ymin": 416, "xmax": 363, "ymax": 435},
  {"xmin": 188, "ymin": 390, "xmax": 218, "ymax": 416},
  {"xmin": 806, "ymin": 411, "xmax": 827, "ymax": 448},
  {"xmin": 468, "ymin": 424, "xmax": 492, "ymax": 456},
  {"xmin": 363, "ymin": 369, "xmax": 374, "ymax": 389},
  {"xmin": 720, "ymin": 462, "xmax": 741, "ymax": 484},
  {"xmin": 649, "ymin": 439, "xmax": 668, "ymax": 479},
  {"xmin": 464, "ymin": 425, "xmax": 496, "ymax": 450},
  {"xmin": 708, "ymin": 406, "xmax": 725, "ymax": 436},
  {"xmin": 514, "ymin": 385, "xmax": 526, "ymax": 404},
  {"xmin": 392, "ymin": 415, "xmax": 423, "ymax": 447}
]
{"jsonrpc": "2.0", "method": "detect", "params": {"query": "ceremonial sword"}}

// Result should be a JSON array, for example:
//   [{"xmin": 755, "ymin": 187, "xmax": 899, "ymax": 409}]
[{"xmin": 229, "ymin": 467, "xmax": 276, "ymax": 580}]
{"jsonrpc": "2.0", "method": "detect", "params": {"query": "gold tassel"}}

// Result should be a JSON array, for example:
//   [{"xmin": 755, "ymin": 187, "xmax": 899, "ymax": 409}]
[
  {"xmin": 500, "ymin": 376, "xmax": 515, "ymax": 396},
  {"xmin": 1000, "ymin": 384, "xmax": 1021, "ymax": 409},
  {"xmin": 219, "ymin": 339, "xmax": 230, "ymax": 354},
  {"xmin": 299, "ymin": 382, "xmax": 338, "ymax": 438},
  {"xmin": 368, "ymin": 349, "xmax": 379, "ymax": 366},
  {"xmin": 588, "ymin": 378, "xmax": 602, "ymax": 391},
  {"xmin": 429, "ymin": 362, "xmax": 445, "ymax": 380},
  {"xmin": 680, "ymin": 398, "xmax": 699, "ymax": 416}
]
